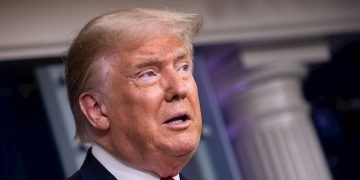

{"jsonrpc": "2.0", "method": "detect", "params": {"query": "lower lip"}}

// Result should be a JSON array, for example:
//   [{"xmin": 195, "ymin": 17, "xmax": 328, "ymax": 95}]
[{"xmin": 162, "ymin": 119, "xmax": 192, "ymax": 130}]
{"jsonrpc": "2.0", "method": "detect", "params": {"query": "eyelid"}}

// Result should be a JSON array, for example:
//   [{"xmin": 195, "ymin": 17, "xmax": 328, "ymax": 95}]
[
  {"xmin": 138, "ymin": 69, "xmax": 157, "ymax": 78},
  {"xmin": 177, "ymin": 61, "xmax": 192, "ymax": 71}
]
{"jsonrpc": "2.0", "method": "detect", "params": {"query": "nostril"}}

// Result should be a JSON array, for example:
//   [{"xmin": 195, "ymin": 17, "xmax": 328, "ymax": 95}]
[
  {"xmin": 172, "ymin": 94, "xmax": 181, "ymax": 101},
  {"xmin": 164, "ymin": 75, "xmax": 188, "ymax": 102},
  {"xmin": 166, "ymin": 90, "xmax": 187, "ymax": 102}
]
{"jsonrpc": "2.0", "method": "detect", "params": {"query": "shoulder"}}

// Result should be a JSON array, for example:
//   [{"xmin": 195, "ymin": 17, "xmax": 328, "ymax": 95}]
[{"xmin": 65, "ymin": 148, "xmax": 116, "ymax": 180}]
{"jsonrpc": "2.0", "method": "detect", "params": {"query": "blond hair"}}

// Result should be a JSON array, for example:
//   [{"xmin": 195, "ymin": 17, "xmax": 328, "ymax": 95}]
[{"xmin": 64, "ymin": 8, "xmax": 203, "ymax": 142}]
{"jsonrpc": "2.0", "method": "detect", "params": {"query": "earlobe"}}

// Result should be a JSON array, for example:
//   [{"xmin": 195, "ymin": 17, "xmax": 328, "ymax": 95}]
[{"xmin": 79, "ymin": 93, "xmax": 110, "ymax": 130}]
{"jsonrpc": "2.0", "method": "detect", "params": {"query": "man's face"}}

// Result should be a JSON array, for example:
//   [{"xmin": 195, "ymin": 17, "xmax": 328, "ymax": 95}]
[{"xmin": 101, "ymin": 32, "xmax": 202, "ymax": 176}]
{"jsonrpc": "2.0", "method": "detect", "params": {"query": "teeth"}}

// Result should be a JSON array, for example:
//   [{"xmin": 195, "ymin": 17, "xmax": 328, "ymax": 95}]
[{"xmin": 167, "ymin": 119, "xmax": 184, "ymax": 125}]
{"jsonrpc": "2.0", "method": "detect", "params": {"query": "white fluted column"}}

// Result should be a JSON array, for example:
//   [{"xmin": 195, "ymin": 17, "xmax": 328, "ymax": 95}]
[{"xmin": 217, "ymin": 40, "xmax": 332, "ymax": 180}]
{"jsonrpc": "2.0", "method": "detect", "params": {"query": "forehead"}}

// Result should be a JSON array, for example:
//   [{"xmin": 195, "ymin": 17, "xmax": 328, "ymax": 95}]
[
  {"xmin": 136, "ymin": 33, "xmax": 186, "ymax": 53},
  {"xmin": 121, "ymin": 33, "xmax": 189, "ymax": 64}
]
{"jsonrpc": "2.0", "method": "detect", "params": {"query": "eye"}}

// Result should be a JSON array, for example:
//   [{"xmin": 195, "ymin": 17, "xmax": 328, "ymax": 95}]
[
  {"xmin": 139, "ymin": 70, "xmax": 157, "ymax": 79},
  {"xmin": 179, "ymin": 64, "xmax": 189, "ymax": 72},
  {"xmin": 177, "ymin": 63, "xmax": 192, "ymax": 75}
]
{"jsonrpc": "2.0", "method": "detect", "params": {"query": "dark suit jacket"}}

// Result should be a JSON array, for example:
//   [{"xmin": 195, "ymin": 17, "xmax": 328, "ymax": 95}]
[{"xmin": 67, "ymin": 149, "xmax": 188, "ymax": 180}]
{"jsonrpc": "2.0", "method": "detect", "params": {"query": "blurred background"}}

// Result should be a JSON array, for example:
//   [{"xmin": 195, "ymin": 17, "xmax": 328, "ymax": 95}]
[{"xmin": 1, "ymin": 1, "xmax": 360, "ymax": 180}]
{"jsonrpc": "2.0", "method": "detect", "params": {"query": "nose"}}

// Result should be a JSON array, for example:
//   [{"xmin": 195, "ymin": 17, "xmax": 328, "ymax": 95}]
[{"xmin": 164, "ymin": 70, "xmax": 188, "ymax": 102}]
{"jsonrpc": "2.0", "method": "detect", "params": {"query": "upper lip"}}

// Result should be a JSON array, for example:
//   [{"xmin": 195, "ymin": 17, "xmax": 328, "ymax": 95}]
[{"xmin": 163, "ymin": 111, "xmax": 191, "ymax": 124}]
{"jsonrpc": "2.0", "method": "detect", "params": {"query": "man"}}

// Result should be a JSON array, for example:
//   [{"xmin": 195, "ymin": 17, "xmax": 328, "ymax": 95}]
[{"xmin": 65, "ymin": 8, "xmax": 203, "ymax": 180}]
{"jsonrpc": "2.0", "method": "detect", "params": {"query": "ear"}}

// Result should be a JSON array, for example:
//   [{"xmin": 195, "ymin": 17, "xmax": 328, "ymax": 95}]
[{"xmin": 79, "ymin": 92, "xmax": 110, "ymax": 130}]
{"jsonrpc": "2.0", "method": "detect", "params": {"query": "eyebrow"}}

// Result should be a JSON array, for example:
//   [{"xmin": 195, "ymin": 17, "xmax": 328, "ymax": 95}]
[
  {"xmin": 134, "ymin": 58, "xmax": 164, "ymax": 69},
  {"xmin": 134, "ymin": 48, "xmax": 189, "ymax": 69}
]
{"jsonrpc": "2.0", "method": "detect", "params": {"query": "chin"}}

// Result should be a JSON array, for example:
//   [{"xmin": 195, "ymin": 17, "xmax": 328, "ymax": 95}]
[
  {"xmin": 154, "ymin": 140, "xmax": 199, "ymax": 178},
  {"xmin": 175, "ymin": 144, "xmax": 196, "ymax": 157},
  {"xmin": 158, "ymin": 168, "xmax": 181, "ymax": 178},
  {"xmin": 157, "ymin": 154, "xmax": 190, "ymax": 178},
  {"xmin": 170, "ymin": 136, "xmax": 200, "ymax": 157}
]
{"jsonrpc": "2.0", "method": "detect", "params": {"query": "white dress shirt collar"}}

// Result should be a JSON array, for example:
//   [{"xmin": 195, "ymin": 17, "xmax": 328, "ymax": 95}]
[{"xmin": 91, "ymin": 144, "xmax": 180, "ymax": 180}]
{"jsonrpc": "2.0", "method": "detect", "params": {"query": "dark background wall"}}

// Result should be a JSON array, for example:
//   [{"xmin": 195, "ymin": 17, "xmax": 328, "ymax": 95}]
[
  {"xmin": 304, "ymin": 33, "xmax": 360, "ymax": 180},
  {"xmin": 0, "ymin": 59, "xmax": 64, "ymax": 180}
]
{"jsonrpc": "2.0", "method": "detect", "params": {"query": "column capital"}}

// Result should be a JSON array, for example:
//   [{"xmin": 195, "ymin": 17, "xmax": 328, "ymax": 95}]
[
  {"xmin": 240, "ymin": 39, "xmax": 330, "ymax": 68},
  {"xmin": 216, "ymin": 39, "xmax": 333, "ymax": 180}
]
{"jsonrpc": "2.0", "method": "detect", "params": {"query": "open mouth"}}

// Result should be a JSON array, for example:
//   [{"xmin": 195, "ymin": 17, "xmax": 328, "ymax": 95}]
[{"xmin": 163, "ymin": 114, "xmax": 190, "ymax": 125}]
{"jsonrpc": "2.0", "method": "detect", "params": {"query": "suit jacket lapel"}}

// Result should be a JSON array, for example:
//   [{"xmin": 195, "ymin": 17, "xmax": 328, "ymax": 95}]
[
  {"xmin": 79, "ymin": 148, "xmax": 189, "ymax": 180},
  {"xmin": 179, "ymin": 173, "xmax": 188, "ymax": 180},
  {"xmin": 79, "ymin": 148, "xmax": 116, "ymax": 180}
]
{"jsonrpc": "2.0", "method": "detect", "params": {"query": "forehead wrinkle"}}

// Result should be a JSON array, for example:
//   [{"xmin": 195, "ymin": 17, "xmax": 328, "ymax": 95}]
[
  {"xmin": 169, "ymin": 47, "xmax": 189, "ymax": 62},
  {"xmin": 134, "ymin": 47, "xmax": 189, "ymax": 68}
]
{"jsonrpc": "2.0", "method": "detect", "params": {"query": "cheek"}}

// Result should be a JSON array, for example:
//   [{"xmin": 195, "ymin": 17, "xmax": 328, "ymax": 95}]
[
  {"xmin": 134, "ymin": 87, "xmax": 164, "ymax": 118},
  {"xmin": 120, "ymin": 86, "xmax": 164, "ymax": 126},
  {"xmin": 188, "ymin": 80, "xmax": 200, "ymax": 106},
  {"xmin": 142, "ymin": 86, "xmax": 164, "ymax": 102},
  {"xmin": 189, "ymin": 81, "xmax": 202, "ymax": 126}
]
